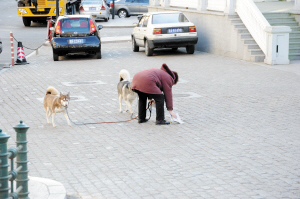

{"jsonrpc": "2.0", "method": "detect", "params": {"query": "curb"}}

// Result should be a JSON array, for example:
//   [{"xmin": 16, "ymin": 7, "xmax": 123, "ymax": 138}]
[{"xmin": 29, "ymin": 176, "xmax": 66, "ymax": 199}]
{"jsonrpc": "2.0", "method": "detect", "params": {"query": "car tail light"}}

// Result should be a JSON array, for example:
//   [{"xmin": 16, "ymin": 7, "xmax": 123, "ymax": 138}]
[
  {"xmin": 79, "ymin": 6, "xmax": 84, "ymax": 11},
  {"xmin": 110, "ymin": 2, "xmax": 113, "ymax": 7},
  {"xmin": 189, "ymin": 26, "xmax": 196, "ymax": 32},
  {"xmin": 55, "ymin": 20, "xmax": 61, "ymax": 34},
  {"xmin": 101, "ymin": 5, "xmax": 105, "ymax": 10},
  {"xmin": 153, "ymin": 28, "xmax": 161, "ymax": 35},
  {"xmin": 90, "ymin": 19, "xmax": 96, "ymax": 33}
]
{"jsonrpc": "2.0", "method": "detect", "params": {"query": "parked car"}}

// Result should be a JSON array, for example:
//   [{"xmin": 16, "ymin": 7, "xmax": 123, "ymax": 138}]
[
  {"xmin": 79, "ymin": 0, "xmax": 110, "ymax": 21},
  {"xmin": 131, "ymin": 11, "xmax": 198, "ymax": 56},
  {"xmin": 51, "ymin": 15, "xmax": 103, "ymax": 61},
  {"xmin": 110, "ymin": 0, "xmax": 149, "ymax": 18}
]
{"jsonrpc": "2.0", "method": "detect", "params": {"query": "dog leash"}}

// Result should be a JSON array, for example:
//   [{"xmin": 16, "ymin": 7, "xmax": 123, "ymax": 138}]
[{"xmin": 66, "ymin": 99, "xmax": 153, "ymax": 125}]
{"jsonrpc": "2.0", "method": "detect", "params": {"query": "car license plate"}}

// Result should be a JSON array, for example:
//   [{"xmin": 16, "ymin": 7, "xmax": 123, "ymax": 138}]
[
  {"xmin": 68, "ymin": 39, "xmax": 85, "ymax": 44},
  {"xmin": 89, "ymin": 7, "xmax": 96, "ymax": 11},
  {"xmin": 168, "ymin": 28, "xmax": 183, "ymax": 33},
  {"xmin": 92, "ymin": 15, "xmax": 97, "ymax": 17}
]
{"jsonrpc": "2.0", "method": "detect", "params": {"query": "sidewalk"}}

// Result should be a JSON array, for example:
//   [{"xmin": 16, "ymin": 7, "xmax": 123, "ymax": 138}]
[{"xmin": 29, "ymin": 177, "xmax": 66, "ymax": 199}]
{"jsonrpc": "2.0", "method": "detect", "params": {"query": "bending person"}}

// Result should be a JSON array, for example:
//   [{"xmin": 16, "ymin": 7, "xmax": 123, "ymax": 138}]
[{"xmin": 132, "ymin": 63, "xmax": 178, "ymax": 125}]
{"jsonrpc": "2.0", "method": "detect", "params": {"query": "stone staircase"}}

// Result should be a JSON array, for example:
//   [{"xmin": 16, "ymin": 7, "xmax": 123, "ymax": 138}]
[
  {"xmin": 263, "ymin": 13, "xmax": 300, "ymax": 60},
  {"xmin": 230, "ymin": 15, "xmax": 265, "ymax": 62}
]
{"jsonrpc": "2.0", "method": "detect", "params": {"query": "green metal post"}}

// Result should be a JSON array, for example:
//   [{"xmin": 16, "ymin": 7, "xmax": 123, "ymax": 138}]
[
  {"xmin": 14, "ymin": 121, "xmax": 30, "ymax": 199},
  {"xmin": 0, "ymin": 129, "xmax": 11, "ymax": 199}
]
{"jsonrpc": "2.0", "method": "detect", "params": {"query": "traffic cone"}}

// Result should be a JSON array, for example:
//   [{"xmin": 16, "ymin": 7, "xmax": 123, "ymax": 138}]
[{"xmin": 15, "ymin": 41, "xmax": 29, "ymax": 65}]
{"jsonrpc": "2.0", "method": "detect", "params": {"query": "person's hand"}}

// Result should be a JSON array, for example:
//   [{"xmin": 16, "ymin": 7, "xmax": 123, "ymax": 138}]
[{"xmin": 169, "ymin": 110, "xmax": 177, "ymax": 119}]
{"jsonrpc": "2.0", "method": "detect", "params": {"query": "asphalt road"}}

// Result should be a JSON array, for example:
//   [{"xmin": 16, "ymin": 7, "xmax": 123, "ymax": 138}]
[{"xmin": 0, "ymin": 0, "xmax": 133, "ymax": 67}]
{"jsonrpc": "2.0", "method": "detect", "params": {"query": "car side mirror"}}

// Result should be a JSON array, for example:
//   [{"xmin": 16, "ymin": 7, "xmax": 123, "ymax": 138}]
[
  {"xmin": 98, "ymin": 25, "xmax": 103, "ymax": 30},
  {"xmin": 133, "ymin": 23, "xmax": 138, "ymax": 27}
]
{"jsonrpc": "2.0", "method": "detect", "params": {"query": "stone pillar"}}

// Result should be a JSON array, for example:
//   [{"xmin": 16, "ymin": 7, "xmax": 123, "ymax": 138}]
[
  {"xmin": 224, "ymin": 0, "xmax": 236, "ymax": 15},
  {"xmin": 264, "ymin": 26, "xmax": 291, "ymax": 65},
  {"xmin": 294, "ymin": 0, "xmax": 300, "ymax": 12},
  {"xmin": 197, "ymin": 0, "xmax": 207, "ymax": 11},
  {"xmin": 161, "ymin": 0, "xmax": 169, "ymax": 7}
]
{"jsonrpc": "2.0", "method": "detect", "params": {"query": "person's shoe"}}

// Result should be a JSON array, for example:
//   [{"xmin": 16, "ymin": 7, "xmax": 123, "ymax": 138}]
[
  {"xmin": 138, "ymin": 119, "xmax": 149, "ymax": 123},
  {"xmin": 156, "ymin": 120, "xmax": 170, "ymax": 125}
]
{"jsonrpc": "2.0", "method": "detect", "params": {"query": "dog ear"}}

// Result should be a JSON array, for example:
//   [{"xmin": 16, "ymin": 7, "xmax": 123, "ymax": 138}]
[{"xmin": 60, "ymin": 92, "xmax": 63, "ymax": 97}]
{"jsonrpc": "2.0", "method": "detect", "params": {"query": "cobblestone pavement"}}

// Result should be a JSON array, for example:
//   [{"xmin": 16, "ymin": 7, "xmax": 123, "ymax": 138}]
[{"xmin": 0, "ymin": 42, "xmax": 300, "ymax": 199}]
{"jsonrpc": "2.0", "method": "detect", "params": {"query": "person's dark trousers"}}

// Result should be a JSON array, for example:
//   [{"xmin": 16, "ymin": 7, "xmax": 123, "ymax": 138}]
[{"xmin": 136, "ymin": 91, "xmax": 165, "ymax": 121}]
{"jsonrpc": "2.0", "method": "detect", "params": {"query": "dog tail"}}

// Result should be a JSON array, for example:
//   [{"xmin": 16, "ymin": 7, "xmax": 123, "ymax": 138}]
[
  {"xmin": 46, "ymin": 86, "xmax": 59, "ymax": 95},
  {"xmin": 119, "ymin": 69, "xmax": 130, "ymax": 81}
]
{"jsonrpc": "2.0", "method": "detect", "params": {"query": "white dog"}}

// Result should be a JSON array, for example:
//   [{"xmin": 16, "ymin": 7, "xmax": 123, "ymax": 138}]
[{"xmin": 117, "ymin": 69, "xmax": 137, "ymax": 114}]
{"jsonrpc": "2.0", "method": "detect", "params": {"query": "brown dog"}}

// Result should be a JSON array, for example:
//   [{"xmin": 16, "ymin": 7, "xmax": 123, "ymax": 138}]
[{"xmin": 43, "ymin": 86, "xmax": 70, "ymax": 127}]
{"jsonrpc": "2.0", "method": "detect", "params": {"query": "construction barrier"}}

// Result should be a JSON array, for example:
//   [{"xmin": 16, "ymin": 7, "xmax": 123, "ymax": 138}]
[{"xmin": 15, "ymin": 42, "xmax": 29, "ymax": 65}]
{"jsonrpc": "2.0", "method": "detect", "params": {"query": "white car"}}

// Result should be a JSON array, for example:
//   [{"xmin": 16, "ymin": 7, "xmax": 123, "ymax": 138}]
[
  {"xmin": 79, "ymin": 0, "xmax": 110, "ymax": 22},
  {"xmin": 131, "ymin": 11, "xmax": 198, "ymax": 56}
]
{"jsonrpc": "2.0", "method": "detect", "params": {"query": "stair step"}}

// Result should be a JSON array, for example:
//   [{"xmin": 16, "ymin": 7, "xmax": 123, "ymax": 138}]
[
  {"xmin": 234, "ymin": 23, "xmax": 246, "ymax": 29},
  {"xmin": 240, "ymin": 33, "xmax": 253, "ymax": 39},
  {"xmin": 231, "ymin": 19, "xmax": 243, "ymax": 23},
  {"xmin": 266, "ymin": 18, "xmax": 296, "ymax": 23},
  {"xmin": 247, "ymin": 44, "xmax": 260, "ymax": 49},
  {"xmin": 289, "ymin": 53, "xmax": 300, "ymax": 60},
  {"xmin": 251, "ymin": 55, "xmax": 265, "ymax": 62},
  {"xmin": 228, "ymin": 15, "xmax": 239, "ymax": 19},
  {"xmin": 289, "ymin": 42, "xmax": 300, "ymax": 48},
  {"xmin": 243, "ymin": 39, "xmax": 257, "ymax": 44},
  {"xmin": 289, "ymin": 48, "xmax": 300, "ymax": 53},
  {"xmin": 263, "ymin": 13, "xmax": 291, "ymax": 18},
  {"xmin": 290, "ymin": 31, "xmax": 300, "ymax": 36},
  {"xmin": 237, "ymin": 28, "xmax": 249, "ymax": 34},
  {"xmin": 290, "ymin": 37, "xmax": 300, "ymax": 42},
  {"xmin": 250, "ymin": 49, "xmax": 264, "ymax": 55},
  {"xmin": 269, "ymin": 22, "xmax": 299, "ymax": 26},
  {"xmin": 290, "ymin": 26, "xmax": 300, "ymax": 31}
]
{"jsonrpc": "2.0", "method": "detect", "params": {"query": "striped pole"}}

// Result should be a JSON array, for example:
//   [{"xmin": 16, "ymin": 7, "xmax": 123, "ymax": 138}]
[{"xmin": 10, "ymin": 32, "xmax": 14, "ymax": 67}]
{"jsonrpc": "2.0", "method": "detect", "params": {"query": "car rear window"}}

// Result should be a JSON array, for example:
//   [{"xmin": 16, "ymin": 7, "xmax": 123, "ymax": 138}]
[
  {"xmin": 82, "ymin": 0, "xmax": 103, "ymax": 4},
  {"xmin": 152, "ymin": 13, "xmax": 189, "ymax": 24},
  {"xmin": 61, "ymin": 18, "xmax": 90, "ymax": 35}
]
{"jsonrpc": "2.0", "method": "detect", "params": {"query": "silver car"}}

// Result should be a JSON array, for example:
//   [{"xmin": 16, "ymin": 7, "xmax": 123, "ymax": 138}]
[
  {"xmin": 79, "ymin": 0, "xmax": 110, "ymax": 21},
  {"xmin": 110, "ymin": 0, "xmax": 149, "ymax": 18}
]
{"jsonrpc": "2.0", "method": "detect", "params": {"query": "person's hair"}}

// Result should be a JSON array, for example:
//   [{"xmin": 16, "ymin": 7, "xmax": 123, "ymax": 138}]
[{"xmin": 173, "ymin": 71, "xmax": 179, "ymax": 85}]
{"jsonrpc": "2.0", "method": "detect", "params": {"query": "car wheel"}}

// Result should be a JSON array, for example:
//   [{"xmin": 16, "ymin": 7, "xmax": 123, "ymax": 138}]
[
  {"xmin": 96, "ymin": 48, "xmax": 102, "ymax": 59},
  {"xmin": 104, "ymin": 18, "xmax": 108, "ymax": 22},
  {"xmin": 53, "ymin": 51, "xmax": 59, "ymax": 61},
  {"xmin": 186, "ymin": 45, "xmax": 195, "ymax": 54},
  {"xmin": 132, "ymin": 37, "xmax": 139, "ymax": 52},
  {"xmin": 145, "ymin": 40, "xmax": 153, "ymax": 56},
  {"xmin": 22, "ymin": 17, "xmax": 31, "ymax": 27},
  {"xmin": 172, "ymin": 47, "xmax": 178, "ymax": 51},
  {"xmin": 118, "ymin": 9, "xmax": 128, "ymax": 18}
]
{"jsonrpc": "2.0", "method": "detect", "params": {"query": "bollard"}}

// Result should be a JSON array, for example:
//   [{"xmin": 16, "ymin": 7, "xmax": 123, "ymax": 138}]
[
  {"xmin": 14, "ymin": 121, "xmax": 30, "ymax": 199},
  {"xmin": 10, "ymin": 32, "xmax": 14, "ymax": 67},
  {"xmin": 0, "ymin": 129, "xmax": 11, "ymax": 199}
]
